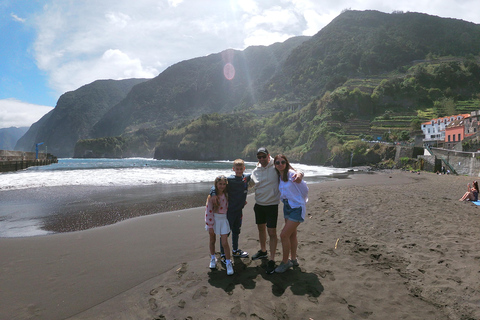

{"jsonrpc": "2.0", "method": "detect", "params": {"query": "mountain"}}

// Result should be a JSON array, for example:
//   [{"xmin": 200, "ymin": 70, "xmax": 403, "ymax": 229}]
[
  {"xmin": 0, "ymin": 127, "xmax": 29, "ymax": 150},
  {"xmin": 20, "ymin": 10, "xmax": 480, "ymax": 164},
  {"xmin": 265, "ymin": 10, "xmax": 480, "ymax": 100},
  {"xmin": 91, "ymin": 36, "xmax": 310, "ymax": 138},
  {"xmin": 152, "ymin": 10, "xmax": 480, "ymax": 164},
  {"xmin": 15, "ymin": 78, "xmax": 148, "ymax": 157}
]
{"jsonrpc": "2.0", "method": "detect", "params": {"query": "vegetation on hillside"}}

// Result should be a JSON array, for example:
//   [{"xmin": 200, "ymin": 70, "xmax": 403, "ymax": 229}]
[
  {"xmin": 150, "ymin": 56, "xmax": 480, "ymax": 166},
  {"xmin": 64, "ymin": 10, "xmax": 480, "ymax": 165},
  {"xmin": 153, "ymin": 11, "xmax": 480, "ymax": 165},
  {"xmin": 154, "ymin": 113, "xmax": 260, "ymax": 161}
]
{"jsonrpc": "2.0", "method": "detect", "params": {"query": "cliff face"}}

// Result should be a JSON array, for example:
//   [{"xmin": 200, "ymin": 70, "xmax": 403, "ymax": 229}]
[
  {"xmin": 15, "ymin": 79, "xmax": 148, "ymax": 157},
  {"xmin": 153, "ymin": 113, "xmax": 260, "ymax": 161}
]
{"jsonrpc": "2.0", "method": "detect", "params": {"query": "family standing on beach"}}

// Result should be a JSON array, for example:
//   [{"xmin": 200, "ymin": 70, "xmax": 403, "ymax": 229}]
[{"xmin": 205, "ymin": 147, "xmax": 308, "ymax": 275}]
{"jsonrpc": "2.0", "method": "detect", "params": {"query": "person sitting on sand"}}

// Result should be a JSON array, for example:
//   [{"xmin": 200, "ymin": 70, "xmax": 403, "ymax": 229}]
[
  {"xmin": 459, "ymin": 181, "xmax": 479, "ymax": 202},
  {"xmin": 273, "ymin": 154, "xmax": 308, "ymax": 273},
  {"xmin": 205, "ymin": 175, "xmax": 234, "ymax": 275}
]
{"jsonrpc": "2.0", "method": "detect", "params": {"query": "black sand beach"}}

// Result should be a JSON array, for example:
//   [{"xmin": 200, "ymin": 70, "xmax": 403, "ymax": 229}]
[
  {"xmin": 2, "ymin": 171, "xmax": 480, "ymax": 319},
  {"xmin": 0, "ymin": 183, "xmax": 209, "ymax": 234}
]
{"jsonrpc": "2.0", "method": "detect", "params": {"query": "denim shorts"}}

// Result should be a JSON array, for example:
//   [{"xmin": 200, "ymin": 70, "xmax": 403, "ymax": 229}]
[{"xmin": 282, "ymin": 199, "xmax": 304, "ymax": 223}]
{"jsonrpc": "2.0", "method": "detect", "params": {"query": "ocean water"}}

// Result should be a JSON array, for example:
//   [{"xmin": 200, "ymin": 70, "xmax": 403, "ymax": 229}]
[
  {"xmin": 0, "ymin": 158, "xmax": 348, "ymax": 238},
  {"xmin": 0, "ymin": 158, "xmax": 346, "ymax": 190}
]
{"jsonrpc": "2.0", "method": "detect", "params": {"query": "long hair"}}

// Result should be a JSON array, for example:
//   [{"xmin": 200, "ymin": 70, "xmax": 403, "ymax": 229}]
[
  {"xmin": 273, "ymin": 154, "xmax": 294, "ymax": 182},
  {"xmin": 474, "ymin": 181, "xmax": 479, "ymax": 192},
  {"xmin": 206, "ymin": 175, "xmax": 228, "ymax": 211}
]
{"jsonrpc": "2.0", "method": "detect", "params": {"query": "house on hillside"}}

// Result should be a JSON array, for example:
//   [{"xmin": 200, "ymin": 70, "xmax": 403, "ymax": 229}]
[
  {"xmin": 444, "ymin": 117, "xmax": 473, "ymax": 149},
  {"xmin": 421, "ymin": 114, "xmax": 470, "ymax": 147},
  {"xmin": 465, "ymin": 110, "xmax": 480, "ymax": 135}
]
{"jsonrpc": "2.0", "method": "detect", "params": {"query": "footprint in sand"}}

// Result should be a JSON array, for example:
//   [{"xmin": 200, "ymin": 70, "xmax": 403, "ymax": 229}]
[
  {"xmin": 230, "ymin": 305, "xmax": 247, "ymax": 318},
  {"xmin": 273, "ymin": 302, "xmax": 288, "ymax": 318},
  {"xmin": 148, "ymin": 298, "xmax": 158, "ymax": 311},
  {"xmin": 165, "ymin": 287, "xmax": 175, "ymax": 297},
  {"xmin": 149, "ymin": 287, "xmax": 160, "ymax": 295},
  {"xmin": 230, "ymin": 304, "xmax": 241, "ymax": 315},
  {"xmin": 192, "ymin": 286, "xmax": 208, "ymax": 299},
  {"xmin": 347, "ymin": 304, "xmax": 356, "ymax": 313},
  {"xmin": 178, "ymin": 299, "xmax": 186, "ymax": 308},
  {"xmin": 316, "ymin": 269, "xmax": 335, "ymax": 281}
]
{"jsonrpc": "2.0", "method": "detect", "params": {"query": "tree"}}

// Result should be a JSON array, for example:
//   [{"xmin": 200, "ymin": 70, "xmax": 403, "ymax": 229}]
[{"xmin": 410, "ymin": 118, "xmax": 422, "ymax": 131}]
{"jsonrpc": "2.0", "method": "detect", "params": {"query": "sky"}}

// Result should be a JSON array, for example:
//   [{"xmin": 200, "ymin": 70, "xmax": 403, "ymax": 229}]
[{"xmin": 1, "ymin": 0, "xmax": 479, "ymax": 129}]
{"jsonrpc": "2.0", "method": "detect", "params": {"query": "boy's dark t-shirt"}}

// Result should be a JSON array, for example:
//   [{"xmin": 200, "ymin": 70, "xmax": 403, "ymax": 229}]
[{"xmin": 211, "ymin": 174, "xmax": 251, "ymax": 212}]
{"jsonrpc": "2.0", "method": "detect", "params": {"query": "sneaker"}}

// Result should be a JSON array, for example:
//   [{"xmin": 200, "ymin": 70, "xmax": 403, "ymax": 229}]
[
  {"xmin": 252, "ymin": 250, "xmax": 268, "ymax": 260},
  {"xmin": 209, "ymin": 257, "xmax": 216, "ymax": 269},
  {"xmin": 266, "ymin": 260, "xmax": 276, "ymax": 274},
  {"xmin": 274, "ymin": 260, "xmax": 293, "ymax": 273},
  {"xmin": 232, "ymin": 249, "xmax": 249, "ymax": 258},
  {"xmin": 291, "ymin": 259, "xmax": 299, "ymax": 267},
  {"xmin": 220, "ymin": 254, "xmax": 226, "ymax": 265},
  {"xmin": 226, "ymin": 261, "xmax": 234, "ymax": 275}
]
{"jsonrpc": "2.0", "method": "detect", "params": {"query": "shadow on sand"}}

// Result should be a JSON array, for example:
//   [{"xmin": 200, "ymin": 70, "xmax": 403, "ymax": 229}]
[{"xmin": 207, "ymin": 258, "xmax": 324, "ymax": 297}]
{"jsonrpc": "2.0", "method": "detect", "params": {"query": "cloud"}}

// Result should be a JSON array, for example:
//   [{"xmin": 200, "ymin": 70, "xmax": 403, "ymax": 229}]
[
  {"xmin": 11, "ymin": 12, "xmax": 25, "ymax": 23},
  {"xmin": 0, "ymin": 99, "xmax": 53, "ymax": 129},
  {"xmin": 168, "ymin": 0, "xmax": 184, "ymax": 7},
  {"xmin": 31, "ymin": 0, "xmax": 316, "ymax": 96},
  {"xmin": 47, "ymin": 49, "xmax": 158, "ymax": 94},
  {"xmin": 30, "ymin": 0, "xmax": 480, "ymax": 100}
]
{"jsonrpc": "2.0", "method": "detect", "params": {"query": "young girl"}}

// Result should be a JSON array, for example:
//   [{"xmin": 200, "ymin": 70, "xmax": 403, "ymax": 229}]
[
  {"xmin": 205, "ymin": 175, "xmax": 234, "ymax": 275},
  {"xmin": 274, "ymin": 154, "xmax": 308, "ymax": 273}
]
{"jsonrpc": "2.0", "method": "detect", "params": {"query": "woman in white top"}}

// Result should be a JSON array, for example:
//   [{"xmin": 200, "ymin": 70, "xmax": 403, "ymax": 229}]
[{"xmin": 274, "ymin": 154, "xmax": 308, "ymax": 273}]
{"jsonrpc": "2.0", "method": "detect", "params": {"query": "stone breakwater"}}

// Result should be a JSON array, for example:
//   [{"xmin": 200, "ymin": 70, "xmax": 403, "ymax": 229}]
[
  {"xmin": 0, "ymin": 159, "xmax": 58, "ymax": 173},
  {"xmin": 0, "ymin": 149, "xmax": 57, "ymax": 172}
]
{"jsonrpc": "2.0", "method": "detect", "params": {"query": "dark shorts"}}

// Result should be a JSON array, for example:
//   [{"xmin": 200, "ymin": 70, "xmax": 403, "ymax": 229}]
[{"xmin": 254, "ymin": 204, "xmax": 278, "ymax": 228}]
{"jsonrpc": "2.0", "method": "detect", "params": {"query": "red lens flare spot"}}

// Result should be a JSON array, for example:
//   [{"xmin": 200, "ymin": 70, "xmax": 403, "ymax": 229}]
[{"xmin": 223, "ymin": 63, "xmax": 235, "ymax": 80}]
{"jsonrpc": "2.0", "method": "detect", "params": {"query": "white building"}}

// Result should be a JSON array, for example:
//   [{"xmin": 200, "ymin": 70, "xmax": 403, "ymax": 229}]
[{"xmin": 422, "ymin": 114, "xmax": 470, "ymax": 145}]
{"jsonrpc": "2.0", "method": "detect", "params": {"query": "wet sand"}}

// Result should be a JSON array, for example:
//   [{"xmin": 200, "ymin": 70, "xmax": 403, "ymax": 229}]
[{"xmin": 0, "ymin": 183, "xmax": 209, "ymax": 234}]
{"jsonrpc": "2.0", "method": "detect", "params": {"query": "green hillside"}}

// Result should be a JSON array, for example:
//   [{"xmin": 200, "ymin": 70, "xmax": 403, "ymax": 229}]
[
  {"xmin": 67, "ymin": 10, "xmax": 480, "ymax": 165},
  {"xmin": 152, "ymin": 55, "xmax": 480, "ymax": 165}
]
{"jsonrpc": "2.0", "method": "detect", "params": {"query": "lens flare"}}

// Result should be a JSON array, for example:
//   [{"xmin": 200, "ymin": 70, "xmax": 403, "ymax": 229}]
[{"xmin": 223, "ymin": 63, "xmax": 235, "ymax": 80}]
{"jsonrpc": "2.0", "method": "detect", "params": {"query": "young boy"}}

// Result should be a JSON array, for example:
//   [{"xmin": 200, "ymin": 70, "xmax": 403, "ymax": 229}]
[{"xmin": 211, "ymin": 159, "xmax": 252, "ymax": 263}]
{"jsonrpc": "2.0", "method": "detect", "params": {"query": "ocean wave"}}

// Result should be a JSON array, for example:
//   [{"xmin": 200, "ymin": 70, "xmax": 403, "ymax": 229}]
[{"xmin": 0, "ymin": 158, "xmax": 346, "ymax": 191}]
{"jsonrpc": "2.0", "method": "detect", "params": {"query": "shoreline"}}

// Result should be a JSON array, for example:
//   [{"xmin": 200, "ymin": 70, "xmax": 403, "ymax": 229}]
[
  {"xmin": 0, "ymin": 182, "xmax": 211, "ymax": 237},
  {"xmin": 0, "ymin": 171, "xmax": 360, "ymax": 238},
  {"xmin": 2, "ymin": 170, "xmax": 480, "ymax": 319}
]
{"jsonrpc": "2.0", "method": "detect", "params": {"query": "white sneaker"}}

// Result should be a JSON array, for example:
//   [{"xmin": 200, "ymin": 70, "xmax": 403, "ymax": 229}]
[
  {"xmin": 209, "ymin": 257, "xmax": 216, "ymax": 269},
  {"xmin": 226, "ymin": 261, "xmax": 234, "ymax": 275}
]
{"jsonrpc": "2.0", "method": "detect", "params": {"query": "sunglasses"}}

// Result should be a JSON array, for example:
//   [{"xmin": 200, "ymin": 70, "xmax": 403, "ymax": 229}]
[
  {"xmin": 275, "ymin": 160, "xmax": 286, "ymax": 165},
  {"xmin": 257, "ymin": 155, "xmax": 267, "ymax": 159}
]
